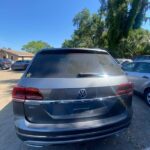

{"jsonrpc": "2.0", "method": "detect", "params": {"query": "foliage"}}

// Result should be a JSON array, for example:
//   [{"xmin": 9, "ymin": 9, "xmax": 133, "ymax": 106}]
[
  {"xmin": 62, "ymin": 1, "xmax": 150, "ymax": 58},
  {"xmin": 22, "ymin": 40, "xmax": 52, "ymax": 53},
  {"xmin": 62, "ymin": 40, "xmax": 74, "ymax": 48},
  {"xmin": 99, "ymin": 0, "xmax": 149, "ymax": 54},
  {"xmin": 133, "ymin": 0, "xmax": 149, "ymax": 29},
  {"xmin": 62, "ymin": 9, "xmax": 106, "ymax": 49},
  {"xmin": 118, "ymin": 29, "xmax": 150, "ymax": 58}
]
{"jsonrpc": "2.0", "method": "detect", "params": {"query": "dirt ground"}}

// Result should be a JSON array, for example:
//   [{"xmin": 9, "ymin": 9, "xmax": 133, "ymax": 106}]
[{"xmin": 0, "ymin": 70, "xmax": 150, "ymax": 150}]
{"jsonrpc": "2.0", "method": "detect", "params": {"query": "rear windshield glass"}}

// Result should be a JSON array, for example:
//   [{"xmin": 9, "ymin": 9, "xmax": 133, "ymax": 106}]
[{"xmin": 26, "ymin": 52, "xmax": 124, "ymax": 78}]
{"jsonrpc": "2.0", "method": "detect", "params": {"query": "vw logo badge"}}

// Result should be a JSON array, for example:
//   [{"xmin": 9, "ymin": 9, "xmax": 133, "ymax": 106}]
[{"xmin": 78, "ymin": 89, "xmax": 87, "ymax": 98}]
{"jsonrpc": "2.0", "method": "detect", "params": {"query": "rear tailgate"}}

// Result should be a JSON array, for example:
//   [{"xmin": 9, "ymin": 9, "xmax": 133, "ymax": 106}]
[{"xmin": 21, "ymin": 76, "xmax": 129, "ymax": 124}]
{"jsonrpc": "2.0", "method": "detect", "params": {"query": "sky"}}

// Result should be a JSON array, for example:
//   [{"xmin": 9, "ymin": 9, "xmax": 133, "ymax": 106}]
[{"xmin": 0, "ymin": 0, "xmax": 149, "ymax": 51}]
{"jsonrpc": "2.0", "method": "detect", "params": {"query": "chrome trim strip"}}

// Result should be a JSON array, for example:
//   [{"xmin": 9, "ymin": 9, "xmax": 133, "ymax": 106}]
[
  {"xmin": 24, "ymin": 95, "xmax": 122, "ymax": 104},
  {"xmin": 13, "ymin": 99, "xmax": 24, "ymax": 102}
]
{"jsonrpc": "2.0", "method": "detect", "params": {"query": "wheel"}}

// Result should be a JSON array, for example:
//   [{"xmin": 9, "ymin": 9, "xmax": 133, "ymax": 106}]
[
  {"xmin": 144, "ymin": 89, "xmax": 150, "ymax": 106},
  {"xmin": 0, "ymin": 66, "xmax": 5, "ymax": 70}
]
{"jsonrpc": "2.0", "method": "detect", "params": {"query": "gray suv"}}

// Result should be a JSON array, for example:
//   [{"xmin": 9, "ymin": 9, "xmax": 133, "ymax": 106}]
[{"xmin": 12, "ymin": 48, "xmax": 133, "ymax": 147}]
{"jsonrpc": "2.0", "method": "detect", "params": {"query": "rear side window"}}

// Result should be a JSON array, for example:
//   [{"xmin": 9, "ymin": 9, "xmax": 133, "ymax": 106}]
[
  {"xmin": 134, "ymin": 62, "xmax": 150, "ymax": 73},
  {"xmin": 122, "ymin": 62, "xmax": 136, "ymax": 72},
  {"xmin": 26, "ymin": 51, "xmax": 124, "ymax": 78},
  {"xmin": 133, "ymin": 56, "xmax": 150, "ymax": 61}
]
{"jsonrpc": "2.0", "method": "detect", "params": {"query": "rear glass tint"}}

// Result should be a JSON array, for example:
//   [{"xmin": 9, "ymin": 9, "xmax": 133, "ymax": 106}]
[{"xmin": 26, "ymin": 51, "xmax": 124, "ymax": 78}]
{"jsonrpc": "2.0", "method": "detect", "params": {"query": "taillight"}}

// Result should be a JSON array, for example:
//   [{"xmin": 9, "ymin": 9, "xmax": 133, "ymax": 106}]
[
  {"xmin": 117, "ymin": 82, "xmax": 133, "ymax": 96},
  {"xmin": 26, "ymin": 88, "xmax": 43, "ymax": 100},
  {"xmin": 12, "ymin": 86, "xmax": 43, "ymax": 102},
  {"xmin": 12, "ymin": 86, "xmax": 25, "ymax": 100}
]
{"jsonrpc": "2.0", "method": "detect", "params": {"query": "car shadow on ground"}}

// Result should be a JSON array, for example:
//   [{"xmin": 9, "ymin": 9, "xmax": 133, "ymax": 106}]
[
  {"xmin": 0, "ymin": 79, "xmax": 19, "ymax": 96},
  {"xmin": 0, "ymin": 79, "xmax": 19, "ymax": 84},
  {"xmin": 0, "ymin": 102, "xmax": 130, "ymax": 150},
  {"xmin": 25, "ymin": 95, "xmax": 150, "ymax": 150},
  {"xmin": 1, "ymin": 69, "xmax": 25, "ymax": 74},
  {"xmin": 0, "ymin": 96, "xmax": 150, "ymax": 150},
  {"xmin": 0, "ymin": 102, "xmax": 23, "ymax": 150}
]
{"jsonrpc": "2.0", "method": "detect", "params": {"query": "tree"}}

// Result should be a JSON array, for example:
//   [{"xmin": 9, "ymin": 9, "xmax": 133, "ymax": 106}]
[
  {"xmin": 99, "ymin": 0, "xmax": 149, "ymax": 55},
  {"xmin": 118, "ymin": 29, "xmax": 150, "ymax": 58},
  {"xmin": 62, "ymin": 9, "xmax": 106, "ymax": 48},
  {"xmin": 62, "ymin": 1, "xmax": 149, "ymax": 57},
  {"xmin": 133, "ymin": 0, "xmax": 149, "ymax": 29},
  {"xmin": 22, "ymin": 40, "xmax": 52, "ymax": 53},
  {"xmin": 62, "ymin": 40, "xmax": 74, "ymax": 48}
]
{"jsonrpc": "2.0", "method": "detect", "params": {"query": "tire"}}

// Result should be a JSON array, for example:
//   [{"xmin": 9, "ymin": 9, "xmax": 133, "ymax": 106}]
[
  {"xmin": 144, "ymin": 89, "xmax": 150, "ymax": 106},
  {"xmin": 0, "ymin": 66, "xmax": 5, "ymax": 70}
]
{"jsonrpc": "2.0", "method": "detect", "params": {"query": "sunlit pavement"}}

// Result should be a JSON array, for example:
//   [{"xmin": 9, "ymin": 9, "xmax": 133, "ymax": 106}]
[
  {"xmin": 0, "ymin": 70, "xmax": 150, "ymax": 150},
  {"xmin": 0, "ymin": 70, "xmax": 23, "ymax": 110}
]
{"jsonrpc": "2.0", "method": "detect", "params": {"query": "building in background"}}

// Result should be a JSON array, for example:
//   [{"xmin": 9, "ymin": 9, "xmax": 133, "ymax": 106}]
[{"xmin": 0, "ymin": 49, "xmax": 34, "ymax": 61}]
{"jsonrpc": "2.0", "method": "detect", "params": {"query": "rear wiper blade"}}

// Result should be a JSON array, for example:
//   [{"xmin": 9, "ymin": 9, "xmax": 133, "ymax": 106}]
[{"xmin": 77, "ymin": 73, "xmax": 104, "ymax": 77}]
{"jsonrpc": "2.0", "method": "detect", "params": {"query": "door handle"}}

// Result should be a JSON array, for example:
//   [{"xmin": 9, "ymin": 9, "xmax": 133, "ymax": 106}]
[{"xmin": 142, "ymin": 76, "xmax": 149, "ymax": 79}]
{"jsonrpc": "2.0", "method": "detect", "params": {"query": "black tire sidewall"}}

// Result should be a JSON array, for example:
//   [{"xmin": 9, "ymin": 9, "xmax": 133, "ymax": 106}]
[
  {"xmin": 0, "ymin": 66, "xmax": 3, "ymax": 70},
  {"xmin": 144, "ymin": 89, "xmax": 150, "ymax": 106}
]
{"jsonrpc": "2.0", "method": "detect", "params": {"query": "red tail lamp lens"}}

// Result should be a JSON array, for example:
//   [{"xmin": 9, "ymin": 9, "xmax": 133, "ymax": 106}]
[
  {"xmin": 25, "ymin": 88, "xmax": 43, "ymax": 100},
  {"xmin": 117, "ymin": 82, "xmax": 133, "ymax": 95},
  {"xmin": 12, "ymin": 86, "xmax": 25, "ymax": 100},
  {"xmin": 12, "ymin": 86, "xmax": 43, "ymax": 101}
]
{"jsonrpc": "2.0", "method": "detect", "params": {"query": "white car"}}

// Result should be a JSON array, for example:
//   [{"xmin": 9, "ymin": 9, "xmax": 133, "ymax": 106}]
[
  {"xmin": 122, "ymin": 60, "xmax": 150, "ymax": 106},
  {"xmin": 117, "ymin": 58, "xmax": 133, "ymax": 66}
]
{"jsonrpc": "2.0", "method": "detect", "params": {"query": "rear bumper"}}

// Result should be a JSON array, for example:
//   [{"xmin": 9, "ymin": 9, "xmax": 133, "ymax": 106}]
[{"xmin": 14, "ymin": 109, "xmax": 132, "ymax": 146}]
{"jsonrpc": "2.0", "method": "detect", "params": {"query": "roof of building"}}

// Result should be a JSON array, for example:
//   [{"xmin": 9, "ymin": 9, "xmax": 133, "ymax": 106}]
[{"xmin": 0, "ymin": 49, "xmax": 34, "ymax": 57}]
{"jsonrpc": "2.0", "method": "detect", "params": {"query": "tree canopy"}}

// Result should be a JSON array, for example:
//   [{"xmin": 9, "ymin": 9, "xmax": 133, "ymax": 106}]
[
  {"xmin": 99, "ymin": 0, "xmax": 149, "ymax": 55},
  {"xmin": 118, "ymin": 29, "xmax": 150, "ymax": 57},
  {"xmin": 62, "ymin": 9, "xmax": 106, "ymax": 48},
  {"xmin": 62, "ymin": 0, "xmax": 150, "ymax": 57},
  {"xmin": 22, "ymin": 40, "xmax": 52, "ymax": 53}
]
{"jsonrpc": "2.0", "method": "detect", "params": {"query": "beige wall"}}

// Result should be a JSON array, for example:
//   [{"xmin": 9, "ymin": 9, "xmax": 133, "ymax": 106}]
[
  {"xmin": 18, "ymin": 57, "xmax": 33, "ymax": 60},
  {"xmin": 0, "ymin": 50, "xmax": 33, "ymax": 61}
]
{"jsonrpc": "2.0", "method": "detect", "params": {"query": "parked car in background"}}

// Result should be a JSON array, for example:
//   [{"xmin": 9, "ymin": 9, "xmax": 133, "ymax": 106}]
[
  {"xmin": 0, "ymin": 58, "xmax": 12, "ymax": 70},
  {"xmin": 133, "ymin": 55, "xmax": 150, "ymax": 61},
  {"xmin": 11, "ymin": 60, "xmax": 31, "ymax": 71},
  {"xmin": 122, "ymin": 61, "xmax": 150, "ymax": 106},
  {"xmin": 12, "ymin": 48, "xmax": 133, "ymax": 147},
  {"xmin": 117, "ymin": 58, "xmax": 133, "ymax": 66}
]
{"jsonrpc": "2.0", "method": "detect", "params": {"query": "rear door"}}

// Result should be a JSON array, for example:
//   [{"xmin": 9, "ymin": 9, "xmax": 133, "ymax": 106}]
[
  {"xmin": 131, "ymin": 62, "xmax": 150, "ymax": 93},
  {"xmin": 21, "ymin": 50, "xmax": 127, "ymax": 124},
  {"xmin": 123, "ymin": 62, "xmax": 150, "ymax": 92},
  {"xmin": 122, "ymin": 62, "xmax": 138, "ymax": 89}
]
